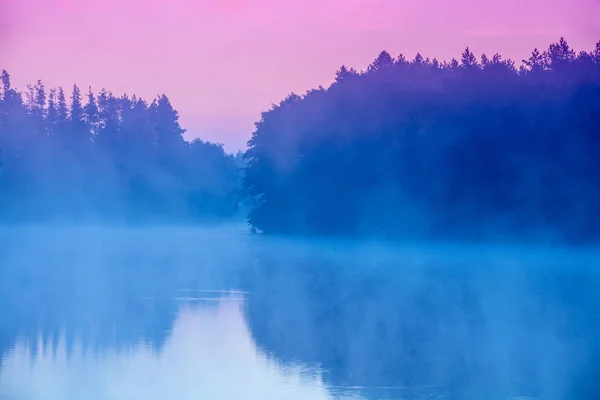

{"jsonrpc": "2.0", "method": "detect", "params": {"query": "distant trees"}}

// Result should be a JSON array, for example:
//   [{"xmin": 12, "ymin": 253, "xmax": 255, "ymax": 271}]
[
  {"xmin": 0, "ymin": 74, "xmax": 240, "ymax": 223},
  {"xmin": 243, "ymin": 38, "xmax": 600, "ymax": 243}
]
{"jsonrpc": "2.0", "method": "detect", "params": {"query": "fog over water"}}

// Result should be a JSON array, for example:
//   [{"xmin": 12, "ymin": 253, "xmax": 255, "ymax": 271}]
[{"xmin": 1, "ymin": 226, "xmax": 599, "ymax": 400}]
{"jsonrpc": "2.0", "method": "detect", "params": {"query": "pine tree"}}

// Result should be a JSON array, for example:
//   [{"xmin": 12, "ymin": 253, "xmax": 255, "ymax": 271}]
[
  {"xmin": 30, "ymin": 80, "xmax": 47, "ymax": 137},
  {"xmin": 46, "ymin": 89, "xmax": 58, "ymax": 138},
  {"xmin": 57, "ymin": 87, "xmax": 68, "ymax": 121},
  {"xmin": 0, "ymin": 71, "xmax": 9, "ymax": 150},
  {"xmin": 34, "ymin": 80, "xmax": 46, "ymax": 111},
  {"xmin": 131, "ymin": 97, "xmax": 154, "ymax": 155},
  {"xmin": 84, "ymin": 86, "xmax": 99, "ymax": 137},
  {"xmin": 368, "ymin": 51, "xmax": 394, "ymax": 71},
  {"xmin": 413, "ymin": 53, "xmax": 424, "ymax": 65},
  {"xmin": 96, "ymin": 89, "xmax": 120, "ymax": 152},
  {"xmin": 1, "ymin": 70, "xmax": 11, "ymax": 101},
  {"xmin": 0, "ymin": 70, "xmax": 27, "ymax": 148},
  {"xmin": 25, "ymin": 84, "xmax": 35, "ymax": 111},
  {"xmin": 334, "ymin": 65, "xmax": 358, "ymax": 83},
  {"xmin": 460, "ymin": 47, "xmax": 478, "ymax": 69},
  {"xmin": 546, "ymin": 37, "xmax": 575, "ymax": 70},
  {"xmin": 395, "ymin": 54, "xmax": 408, "ymax": 67},
  {"xmin": 152, "ymin": 94, "xmax": 186, "ymax": 156},
  {"xmin": 482, "ymin": 53, "xmax": 490, "ymax": 65},
  {"xmin": 449, "ymin": 58, "xmax": 459, "ymax": 71},
  {"xmin": 64, "ymin": 84, "xmax": 88, "ymax": 150},
  {"xmin": 522, "ymin": 48, "xmax": 547, "ymax": 73},
  {"xmin": 0, "ymin": 70, "xmax": 10, "ymax": 134},
  {"xmin": 70, "ymin": 85, "xmax": 84, "ymax": 123},
  {"xmin": 56, "ymin": 87, "xmax": 68, "ymax": 142}
]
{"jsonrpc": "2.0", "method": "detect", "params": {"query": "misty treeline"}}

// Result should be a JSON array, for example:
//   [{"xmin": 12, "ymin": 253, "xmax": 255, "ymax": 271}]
[
  {"xmin": 243, "ymin": 38, "xmax": 600, "ymax": 243},
  {"xmin": 0, "ymin": 72, "xmax": 243, "ymax": 223}
]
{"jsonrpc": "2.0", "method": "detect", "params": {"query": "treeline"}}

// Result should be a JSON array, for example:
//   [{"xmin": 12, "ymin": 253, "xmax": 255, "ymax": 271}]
[
  {"xmin": 0, "ymin": 72, "xmax": 242, "ymax": 223},
  {"xmin": 243, "ymin": 38, "xmax": 600, "ymax": 243}
]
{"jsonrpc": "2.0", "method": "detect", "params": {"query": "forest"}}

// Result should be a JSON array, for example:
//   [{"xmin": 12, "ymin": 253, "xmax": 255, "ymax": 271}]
[
  {"xmin": 2, "ymin": 38, "xmax": 600, "ymax": 242},
  {"xmin": 0, "ymin": 74, "xmax": 243, "ymax": 223},
  {"xmin": 243, "ymin": 38, "xmax": 600, "ymax": 243}
]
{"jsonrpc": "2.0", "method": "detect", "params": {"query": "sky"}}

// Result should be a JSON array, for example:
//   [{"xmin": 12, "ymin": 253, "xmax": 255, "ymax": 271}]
[{"xmin": 1, "ymin": 0, "xmax": 599, "ymax": 151}]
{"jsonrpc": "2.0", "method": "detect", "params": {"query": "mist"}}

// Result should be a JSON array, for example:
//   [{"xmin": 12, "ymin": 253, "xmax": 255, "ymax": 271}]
[
  {"xmin": 2, "ymin": 34, "xmax": 600, "ymax": 400},
  {"xmin": 1, "ymin": 227, "xmax": 599, "ymax": 399},
  {"xmin": 0, "ymin": 76, "xmax": 244, "ymax": 225}
]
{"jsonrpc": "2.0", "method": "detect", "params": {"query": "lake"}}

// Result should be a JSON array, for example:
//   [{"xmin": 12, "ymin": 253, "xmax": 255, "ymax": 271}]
[{"xmin": 1, "ymin": 227, "xmax": 599, "ymax": 400}]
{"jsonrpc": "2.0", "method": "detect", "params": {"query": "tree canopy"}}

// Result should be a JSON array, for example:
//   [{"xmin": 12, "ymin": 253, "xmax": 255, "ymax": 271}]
[
  {"xmin": 243, "ymin": 38, "xmax": 600, "ymax": 243},
  {"xmin": 0, "ymin": 74, "xmax": 241, "ymax": 223}
]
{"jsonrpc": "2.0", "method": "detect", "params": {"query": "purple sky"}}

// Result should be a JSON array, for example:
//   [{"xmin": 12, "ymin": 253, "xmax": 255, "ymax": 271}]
[{"xmin": 1, "ymin": 0, "xmax": 599, "ymax": 151}]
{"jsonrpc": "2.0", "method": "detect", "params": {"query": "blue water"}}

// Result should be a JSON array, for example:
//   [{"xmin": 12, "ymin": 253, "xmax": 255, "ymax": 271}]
[{"xmin": 0, "ymin": 227, "xmax": 598, "ymax": 400}]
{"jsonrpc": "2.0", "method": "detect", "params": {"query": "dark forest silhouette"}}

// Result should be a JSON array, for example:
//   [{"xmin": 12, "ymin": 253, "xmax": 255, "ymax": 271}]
[
  {"xmin": 0, "ymin": 74, "xmax": 243, "ymax": 223},
  {"xmin": 243, "ymin": 38, "xmax": 600, "ymax": 243},
  {"xmin": 2, "ymin": 38, "xmax": 600, "ymax": 241}
]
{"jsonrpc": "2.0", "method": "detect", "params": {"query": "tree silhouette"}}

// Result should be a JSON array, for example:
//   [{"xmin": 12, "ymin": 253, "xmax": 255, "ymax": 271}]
[
  {"xmin": 0, "ymin": 72, "xmax": 240, "ymax": 223},
  {"xmin": 242, "ymin": 38, "xmax": 600, "ymax": 243}
]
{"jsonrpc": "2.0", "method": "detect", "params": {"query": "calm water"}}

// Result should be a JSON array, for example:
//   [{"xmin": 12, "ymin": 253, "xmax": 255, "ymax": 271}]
[{"xmin": 1, "ymin": 227, "xmax": 599, "ymax": 400}]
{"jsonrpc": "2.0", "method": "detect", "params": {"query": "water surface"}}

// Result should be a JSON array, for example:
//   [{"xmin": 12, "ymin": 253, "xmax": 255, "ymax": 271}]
[{"xmin": 1, "ymin": 227, "xmax": 599, "ymax": 399}]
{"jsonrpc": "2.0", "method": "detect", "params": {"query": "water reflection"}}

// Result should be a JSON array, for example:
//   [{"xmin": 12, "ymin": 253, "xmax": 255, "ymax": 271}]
[
  {"xmin": 242, "ymin": 241, "xmax": 600, "ymax": 400},
  {"xmin": 0, "ymin": 293, "xmax": 338, "ymax": 400},
  {"xmin": 1, "ymin": 228, "xmax": 599, "ymax": 400}
]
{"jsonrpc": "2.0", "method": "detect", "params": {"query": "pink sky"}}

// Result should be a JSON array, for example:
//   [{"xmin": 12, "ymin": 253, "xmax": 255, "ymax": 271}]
[{"xmin": 1, "ymin": 0, "xmax": 599, "ymax": 151}]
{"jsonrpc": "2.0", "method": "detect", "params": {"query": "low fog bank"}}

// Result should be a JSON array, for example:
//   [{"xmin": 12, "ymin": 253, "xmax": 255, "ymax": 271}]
[
  {"xmin": 0, "ymin": 226, "xmax": 253, "ymax": 366},
  {"xmin": 1, "ymin": 227, "xmax": 599, "ymax": 399},
  {"xmin": 243, "ymin": 236, "xmax": 600, "ymax": 400}
]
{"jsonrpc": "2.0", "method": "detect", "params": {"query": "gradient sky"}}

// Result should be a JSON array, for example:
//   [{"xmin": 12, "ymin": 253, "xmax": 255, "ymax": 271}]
[{"xmin": 1, "ymin": 0, "xmax": 599, "ymax": 151}]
